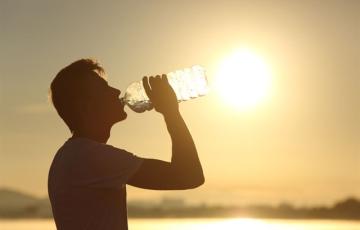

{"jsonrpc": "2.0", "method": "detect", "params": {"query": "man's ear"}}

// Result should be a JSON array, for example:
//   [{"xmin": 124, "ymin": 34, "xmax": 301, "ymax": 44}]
[
  {"xmin": 82, "ymin": 100, "xmax": 93, "ymax": 115},
  {"xmin": 73, "ymin": 98, "xmax": 89, "ymax": 122}
]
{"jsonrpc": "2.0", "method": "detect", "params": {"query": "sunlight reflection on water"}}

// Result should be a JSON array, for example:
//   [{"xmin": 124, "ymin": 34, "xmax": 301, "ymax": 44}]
[
  {"xmin": 129, "ymin": 218, "xmax": 360, "ymax": 230},
  {"xmin": 0, "ymin": 218, "xmax": 360, "ymax": 230}
]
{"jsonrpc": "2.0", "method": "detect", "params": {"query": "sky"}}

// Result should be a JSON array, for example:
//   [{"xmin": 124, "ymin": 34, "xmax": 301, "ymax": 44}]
[{"xmin": 0, "ymin": 0, "xmax": 359, "ymax": 206}]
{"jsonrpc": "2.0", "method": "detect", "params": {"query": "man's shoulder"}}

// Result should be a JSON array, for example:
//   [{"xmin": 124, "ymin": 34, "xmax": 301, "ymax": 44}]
[
  {"xmin": 57, "ymin": 137, "xmax": 134, "ymax": 160},
  {"xmin": 60, "ymin": 137, "xmax": 118, "ymax": 152}
]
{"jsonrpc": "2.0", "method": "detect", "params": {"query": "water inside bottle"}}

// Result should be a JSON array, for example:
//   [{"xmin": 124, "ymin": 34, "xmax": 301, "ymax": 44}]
[{"xmin": 122, "ymin": 65, "xmax": 208, "ymax": 112}]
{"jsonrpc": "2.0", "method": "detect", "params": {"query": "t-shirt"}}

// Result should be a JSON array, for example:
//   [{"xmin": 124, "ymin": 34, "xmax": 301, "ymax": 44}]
[{"xmin": 48, "ymin": 137, "xmax": 143, "ymax": 230}]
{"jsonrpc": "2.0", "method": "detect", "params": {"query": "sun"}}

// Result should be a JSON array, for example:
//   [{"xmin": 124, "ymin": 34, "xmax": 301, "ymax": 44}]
[{"xmin": 214, "ymin": 48, "xmax": 272, "ymax": 111}]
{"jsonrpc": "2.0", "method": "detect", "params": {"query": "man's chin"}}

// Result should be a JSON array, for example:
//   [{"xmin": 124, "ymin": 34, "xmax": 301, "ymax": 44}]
[{"xmin": 118, "ymin": 112, "xmax": 127, "ymax": 122}]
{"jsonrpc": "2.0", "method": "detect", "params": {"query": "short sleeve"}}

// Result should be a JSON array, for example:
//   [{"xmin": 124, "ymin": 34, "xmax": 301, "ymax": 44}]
[{"xmin": 69, "ymin": 141, "xmax": 143, "ymax": 189}]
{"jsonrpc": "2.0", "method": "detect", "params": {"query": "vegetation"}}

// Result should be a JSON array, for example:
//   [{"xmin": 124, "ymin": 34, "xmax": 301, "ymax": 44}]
[{"xmin": 1, "ymin": 188, "xmax": 359, "ymax": 220}]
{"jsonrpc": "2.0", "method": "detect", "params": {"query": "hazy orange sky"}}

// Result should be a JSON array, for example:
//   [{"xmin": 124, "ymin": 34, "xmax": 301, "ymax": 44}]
[{"xmin": 1, "ymin": 0, "xmax": 359, "ymax": 206}]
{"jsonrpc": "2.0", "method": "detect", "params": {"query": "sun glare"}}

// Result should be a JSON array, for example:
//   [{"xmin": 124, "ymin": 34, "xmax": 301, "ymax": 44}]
[
  {"xmin": 205, "ymin": 218, "xmax": 279, "ymax": 230},
  {"xmin": 215, "ymin": 48, "xmax": 272, "ymax": 111}
]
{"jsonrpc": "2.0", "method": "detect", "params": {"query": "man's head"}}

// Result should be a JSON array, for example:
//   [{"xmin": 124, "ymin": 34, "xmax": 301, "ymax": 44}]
[{"xmin": 50, "ymin": 59, "xmax": 127, "ymax": 133}]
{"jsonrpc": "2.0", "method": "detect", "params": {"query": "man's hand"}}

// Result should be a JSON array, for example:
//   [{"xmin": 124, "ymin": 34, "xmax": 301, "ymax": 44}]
[
  {"xmin": 128, "ymin": 75, "xmax": 204, "ymax": 190},
  {"xmin": 142, "ymin": 75, "xmax": 179, "ymax": 115}
]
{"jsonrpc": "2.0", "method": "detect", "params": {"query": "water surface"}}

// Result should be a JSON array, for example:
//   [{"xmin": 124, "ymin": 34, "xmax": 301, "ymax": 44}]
[{"xmin": 0, "ymin": 218, "xmax": 359, "ymax": 230}]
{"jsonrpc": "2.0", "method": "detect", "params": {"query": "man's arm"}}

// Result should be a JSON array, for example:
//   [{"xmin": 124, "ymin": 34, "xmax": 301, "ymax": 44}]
[{"xmin": 127, "ymin": 75, "xmax": 204, "ymax": 190}]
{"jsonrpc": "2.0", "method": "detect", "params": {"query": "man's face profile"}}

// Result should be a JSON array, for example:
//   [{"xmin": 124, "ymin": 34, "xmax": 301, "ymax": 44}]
[{"xmin": 83, "ymin": 71, "xmax": 127, "ymax": 126}]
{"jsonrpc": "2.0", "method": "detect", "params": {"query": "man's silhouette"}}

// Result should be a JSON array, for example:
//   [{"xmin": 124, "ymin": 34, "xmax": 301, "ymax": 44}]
[{"xmin": 48, "ymin": 59, "xmax": 204, "ymax": 230}]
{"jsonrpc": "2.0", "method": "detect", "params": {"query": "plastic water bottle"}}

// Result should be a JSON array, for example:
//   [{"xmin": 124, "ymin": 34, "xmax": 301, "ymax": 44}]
[{"xmin": 121, "ymin": 65, "xmax": 208, "ymax": 112}]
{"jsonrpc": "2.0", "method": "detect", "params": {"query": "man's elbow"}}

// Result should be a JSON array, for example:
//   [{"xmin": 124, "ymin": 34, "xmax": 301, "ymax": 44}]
[
  {"xmin": 172, "ymin": 166, "xmax": 205, "ymax": 189},
  {"xmin": 187, "ymin": 174, "xmax": 205, "ymax": 189},
  {"xmin": 195, "ymin": 175, "xmax": 205, "ymax": 187}
]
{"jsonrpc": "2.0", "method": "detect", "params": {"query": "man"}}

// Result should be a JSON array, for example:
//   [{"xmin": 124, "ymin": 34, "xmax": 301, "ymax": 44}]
[{"xmin": 48, "ymin": 59, "xmax": 205, "ymax": 230}]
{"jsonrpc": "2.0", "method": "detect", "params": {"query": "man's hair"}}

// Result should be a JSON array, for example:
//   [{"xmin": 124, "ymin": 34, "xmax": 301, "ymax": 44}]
[{"xmin": 50, "ymin": 58, "xmax": 105, "ymax": 133}]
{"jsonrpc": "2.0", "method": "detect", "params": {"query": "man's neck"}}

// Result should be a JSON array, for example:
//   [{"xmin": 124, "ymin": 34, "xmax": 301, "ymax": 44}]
[{"xmin": 72, "ymin": 125, "xmax": 111, "ymax": 144}]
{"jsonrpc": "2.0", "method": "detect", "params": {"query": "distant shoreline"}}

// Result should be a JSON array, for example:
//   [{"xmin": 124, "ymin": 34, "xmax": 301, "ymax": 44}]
[{"xmin": 1, "ymin": 188, "xmax": 359, "ymax": 220}]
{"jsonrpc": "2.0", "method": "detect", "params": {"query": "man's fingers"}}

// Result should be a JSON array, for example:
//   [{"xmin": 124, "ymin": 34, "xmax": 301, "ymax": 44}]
[
  {"xmin": 149, "ymin": 76, "xmax": 156, "ymax": 87},
  {"xmin": 153, "ymin": 75, "xmax": 161, "ymax": 87},
  {"xmin": 161, "ymin": 74, "xmax": 171, "ymax": 88},
  {"xmin": 161, "ymin": 74, "xmax": 168, "ymax": 83},
  {"xmin": 142, "ymin": 76, "xmax": 152, "ymax": 99}
]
